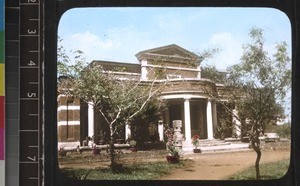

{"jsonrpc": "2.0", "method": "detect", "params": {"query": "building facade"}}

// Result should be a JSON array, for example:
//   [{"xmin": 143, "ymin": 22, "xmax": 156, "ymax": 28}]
[{"xmin": 57, "ymin": 44, "xmax": 237, "ymax": 144}]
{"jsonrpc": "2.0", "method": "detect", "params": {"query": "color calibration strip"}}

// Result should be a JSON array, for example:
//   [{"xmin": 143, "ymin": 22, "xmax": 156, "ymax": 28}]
[{"xmin": 0, "ymin": 0, "xmax": 5, "ymax": 185}]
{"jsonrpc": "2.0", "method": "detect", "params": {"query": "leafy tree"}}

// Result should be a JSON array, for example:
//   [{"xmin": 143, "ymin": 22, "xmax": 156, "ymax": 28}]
[
  {"xmin": 229, "ymin": 28, "xmax": 290, "ymax": 179},
  {"xmin": 201, "ymin": 65, "xmax": 227, "ymax": 84},
  {"xmin": 205, "ymin": 28, "xmax": 291, "ymax": 179},
  {"xmin": 57, "ymin": 40, "xmax": 167, "ymax": 171},
  {"xmin": 275, "ymin": 122, "xmax": 291, "ymax": 139}
]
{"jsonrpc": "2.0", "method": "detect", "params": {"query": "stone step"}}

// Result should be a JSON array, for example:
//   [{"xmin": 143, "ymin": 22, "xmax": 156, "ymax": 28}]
[
  {"xmin": 182, "ymin": 143, "xmax": 251, "ymax": 154},
  {"xmin": 199, "ymin": 142, "xmax": 231, "ymax": 147},
  {"xmin": 183, "ymin": 139, "xmax": 231, "ymax": 148}
]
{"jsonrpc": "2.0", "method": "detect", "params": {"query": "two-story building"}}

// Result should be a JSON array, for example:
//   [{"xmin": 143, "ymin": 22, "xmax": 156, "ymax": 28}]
[{"xmin": 57, "ymin": 44, "xmax": 237, "ymax": 144}]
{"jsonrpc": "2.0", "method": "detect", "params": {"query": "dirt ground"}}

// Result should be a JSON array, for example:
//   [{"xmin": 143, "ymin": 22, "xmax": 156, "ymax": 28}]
[
  {"xmin": 158, "ymin": 149, "xmax": 290, "ymax": 180},
  {"xmin": 59, "ymin": 142, "xmax": 290, "ymax": 180}
]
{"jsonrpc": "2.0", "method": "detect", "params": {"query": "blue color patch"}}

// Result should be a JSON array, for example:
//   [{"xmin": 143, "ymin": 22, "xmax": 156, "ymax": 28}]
[{"xmin": 0, "ymin": 0, "xmax": 3, "ymax": 30}]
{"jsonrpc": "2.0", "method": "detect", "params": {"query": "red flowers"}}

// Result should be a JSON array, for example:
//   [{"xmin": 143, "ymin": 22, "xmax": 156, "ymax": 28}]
[
  {"xmin": 192, "ymin": 134, "xmax": 200, "ymax": 140},
  {"xmin": 191, "ymin": 134, "xmax": 200, "ymax": 149}
]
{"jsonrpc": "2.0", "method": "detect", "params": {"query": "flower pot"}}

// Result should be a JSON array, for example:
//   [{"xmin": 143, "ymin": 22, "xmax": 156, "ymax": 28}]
[
  {"xmin": 116, "ymin": 139, "xmax": 124, "ymax": 144},
  {"xmin": 193, "ymin": 149, "xmax": 201, "ymax": 153},
  {"xmin": 130, "ymin": 147, "xmax": 137, "ymax": 152},
  {"xmin": 58, "ymin": 150, "xmax": 67, "ymax": 157},
  {"xmin": 83, "ymin": 140, "xmax": 88, "ymax": 146},
  {"xmin": 166, "ymin": 155, "xmax": 179, "ymax": 163},
  {"xmin": 92, "ymin": 148, "xmax": 100, "ymax": 155},
  {"xmin": 220, "ymin": 134, "xmax": 226, "ymax": 140},
  {"xmin": 99, "ymin": 140, "xmax": 105, "ymax": 145}
]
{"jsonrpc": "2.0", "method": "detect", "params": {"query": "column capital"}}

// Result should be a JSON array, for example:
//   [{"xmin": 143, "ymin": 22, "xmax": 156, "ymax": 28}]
[{"xmin": 183, "ymin": 96, "xmax": 191, "ymax": 100}]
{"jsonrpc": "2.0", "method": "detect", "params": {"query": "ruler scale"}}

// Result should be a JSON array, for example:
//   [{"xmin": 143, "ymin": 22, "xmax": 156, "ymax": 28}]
[{"xmin": 19, "ymin": 0, "xmax": 43, "ymax": 185}]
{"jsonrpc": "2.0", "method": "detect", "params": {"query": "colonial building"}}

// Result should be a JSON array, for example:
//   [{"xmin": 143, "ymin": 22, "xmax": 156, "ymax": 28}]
[{"xmin": 57, "ymin": 44, "xmax": 237, "ymax": 144}]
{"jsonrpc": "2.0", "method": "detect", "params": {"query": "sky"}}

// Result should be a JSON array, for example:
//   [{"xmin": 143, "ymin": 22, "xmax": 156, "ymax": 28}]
[
  {"xmin": 58, "ymin": 7, "xmax": 291, "ymax": 119},
  {"xmin": 58, "ymin": 7, "xmax": 291, "ymax": 71}
]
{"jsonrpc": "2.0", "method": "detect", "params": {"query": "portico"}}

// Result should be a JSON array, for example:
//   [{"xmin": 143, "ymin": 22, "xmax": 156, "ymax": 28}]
[{"xmin": 161, "ymin": 94, "xmax": 217, "ymax": 142}]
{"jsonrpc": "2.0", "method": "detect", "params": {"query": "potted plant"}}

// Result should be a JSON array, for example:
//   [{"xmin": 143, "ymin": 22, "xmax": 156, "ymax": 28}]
[
  {"xmin": 192, "ymin": 134, "xmax": 201, "ymax": 153},
  {"xmin": 58, "ymin": 147, "xmax": 67, "ymax": 157},
  {"xmin": 129, "ymin": 140, "xmax": 137, "ymax": 152},
  {"xmin": 165, "ymin": 128, "xmax": 182, "ymax": 163},
  {"xmin": 215, "ymin": 121, "xmax": 230, "ymax": 140},
  {"xmin": 98, "ymin": 130, "xmax": 106, "ymax": 145},
  {"xmin": 83, "ymin": 136, "xmax": 90, "ymax": 146},
  {"xmin": 166, "ymin": 142, "xmax": 181, "ymax": 163},
  {"xmin": 92, "ymin": 144, "xmax": 100, "ymax": 155},
  {"xmin": 115, "ymin": 127, "xmax": 125, "ymax": 144}
]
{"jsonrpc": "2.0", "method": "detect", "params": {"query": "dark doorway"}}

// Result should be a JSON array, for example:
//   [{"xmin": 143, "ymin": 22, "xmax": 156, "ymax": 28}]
[{"xmin": 168, "ymin": 103, "xmax": 183, "ymax": 128}]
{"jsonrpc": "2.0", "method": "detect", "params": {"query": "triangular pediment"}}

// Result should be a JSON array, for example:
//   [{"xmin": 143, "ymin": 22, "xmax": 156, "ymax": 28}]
[{"xmin": 135, "ymin": 44, "xmax": 202, "ymax": 63}]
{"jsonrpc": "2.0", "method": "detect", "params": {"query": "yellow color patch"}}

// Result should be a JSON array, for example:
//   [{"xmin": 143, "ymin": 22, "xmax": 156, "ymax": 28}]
[{"xmin": 0, "ymin": 64, "xmax": 4, "ymax": 96}]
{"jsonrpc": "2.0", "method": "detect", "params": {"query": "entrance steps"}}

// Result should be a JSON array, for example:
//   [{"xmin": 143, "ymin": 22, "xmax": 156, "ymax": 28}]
[
  {"xmin": 58, "ymin": 139, "xmax": 251, "ymax": 154},
  {"xmin": 182, "ymin": 139, "xmax": 251, "ymax": 154}
]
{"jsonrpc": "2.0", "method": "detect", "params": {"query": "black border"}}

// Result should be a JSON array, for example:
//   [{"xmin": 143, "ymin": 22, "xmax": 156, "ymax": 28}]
[{"xmin": 44, "ymin": 0, "xmax": 299, "ymax": 185}]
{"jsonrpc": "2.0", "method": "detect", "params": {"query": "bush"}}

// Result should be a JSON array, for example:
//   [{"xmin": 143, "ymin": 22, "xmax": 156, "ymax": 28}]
[{"xmin": 275, "ymin": 123, "xmax": 291, "ymax": 139}]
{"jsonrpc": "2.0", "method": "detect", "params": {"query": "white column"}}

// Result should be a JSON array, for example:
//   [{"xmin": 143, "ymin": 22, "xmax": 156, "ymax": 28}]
[
  {"xmin": 233, "ymin": 109, "xmax": 241, "ymax": 137},
  {"xmin": 184, "ymin": 98, "xmax": 191, "ymax": 143},
  {"xmin": 141, "ymin": 59, "xmax": 148, "ymax": 80},
  {"xmin": 88, "ymin": 103, "xmax": 94, "ymax": 138},
  {"xmin": 125, "ymin": 122, "xmax": 131, "ymax": 140},
  {"xmin": 206, "ymin": 99, "xmax": 214, "ymax": 139},
  {"xmin": 158, "ymin": 120, "xmax": 164, "ymax": 141}
]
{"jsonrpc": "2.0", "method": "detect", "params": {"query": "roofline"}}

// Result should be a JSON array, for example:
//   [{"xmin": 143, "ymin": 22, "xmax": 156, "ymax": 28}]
[
  {"xmin": 135, "ymin": 44, "xmax": 202, "ymax": 62},
  {"xmin": 90, "ymin": 60, "xmax": 140, "ymax": 68}
]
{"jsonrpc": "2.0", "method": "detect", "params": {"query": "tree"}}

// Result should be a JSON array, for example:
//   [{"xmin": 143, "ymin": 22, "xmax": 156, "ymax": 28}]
[
  {"xmin": 229, "ymin": 28, "xmax": 290, "ymax": 179},
  {"xmin": 205, "ymin": 28, "xmax": 291, "ymax": 179},
  {"xmin": 57, "ymin": 40, "xmax": 167, "ymax": 171},
  {"xmin": 201, "ymin": 65, "xmax": 227, "ymax": 84}
]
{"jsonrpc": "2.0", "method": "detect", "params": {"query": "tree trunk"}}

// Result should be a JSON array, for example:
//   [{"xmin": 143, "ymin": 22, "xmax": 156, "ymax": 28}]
[
  {"xmin": 251, "ymin": 136, "xmax": 261, "ymax": 180},
  {"xmin": 255, "ymin": 148, "xmax": 261, "ymax": 180},
  {"xmin": 109, "ymin": 125, "xmax": 117, "ymax": 171}
]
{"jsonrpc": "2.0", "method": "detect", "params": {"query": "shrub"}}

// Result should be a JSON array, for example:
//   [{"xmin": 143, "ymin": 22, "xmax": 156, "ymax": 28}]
[{"xmin": 275, "ymin": 123, "xmax": 291, "ymax": 139}]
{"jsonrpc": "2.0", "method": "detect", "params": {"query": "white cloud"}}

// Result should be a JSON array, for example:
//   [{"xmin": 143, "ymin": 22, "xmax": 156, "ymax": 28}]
[
  {"xmin": 62, "ymin": 30, "xmax": 245, "ymax": 69},
  {"xmin": 202, "ymin": 32, "xmax": 243, "ymax": 70},
  {"xmin": 68, "ymin": 31, "xmax": 122, "ymax": 61},
  {"xmin": 61, "ymin": 27, "xmax": 159, "ymax": 63},
  {"xmin": 71, "ymin": 31, "xmax": 115, "ymax": 49}
]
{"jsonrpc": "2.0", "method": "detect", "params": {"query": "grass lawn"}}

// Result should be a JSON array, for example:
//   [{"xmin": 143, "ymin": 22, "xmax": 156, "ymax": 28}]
[
  {"xmin": 59, "ymin": 149, "xmax": 188, "ymax": 180},
  {"xmin": 228, "ymin": 158, "xmax": 290, "ymax": 180},
  {"xmin": 61, "ymin": 160, "xmax": 186, "ymax": 180}
]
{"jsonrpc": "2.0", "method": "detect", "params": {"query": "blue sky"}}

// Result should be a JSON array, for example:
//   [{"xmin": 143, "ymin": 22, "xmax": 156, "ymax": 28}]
[{"xmin": 58, "ymin": 7, "xmax": 291, "ymax": 70}]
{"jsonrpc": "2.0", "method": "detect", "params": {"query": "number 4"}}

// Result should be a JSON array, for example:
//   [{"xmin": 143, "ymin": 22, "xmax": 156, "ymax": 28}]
[{"xmin": 28, "ymin": 61, "xmax": 36, "ymax": 66}]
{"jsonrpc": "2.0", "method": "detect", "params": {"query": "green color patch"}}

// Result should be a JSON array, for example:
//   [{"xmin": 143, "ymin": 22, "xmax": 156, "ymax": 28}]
[
  {"xmin": 228, "ymin": 159, "xmax": 290, "ymax": 180},
  {"xmin": 60, "ymin": 161, "xmax": 186, "ymax": 180}
]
